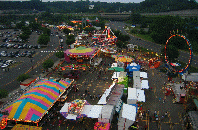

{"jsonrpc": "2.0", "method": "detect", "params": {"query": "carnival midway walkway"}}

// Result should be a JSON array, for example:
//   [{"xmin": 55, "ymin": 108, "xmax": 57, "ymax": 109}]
[{"xmin": 135, "ymin": 63, "xmax": 186, "ymax": 130}]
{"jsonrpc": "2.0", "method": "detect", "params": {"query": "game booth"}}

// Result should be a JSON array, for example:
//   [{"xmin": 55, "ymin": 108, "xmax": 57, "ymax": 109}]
[
  {"xmin": 171, "ymin": 83, "xmax": 186, "ymax": 103},
  {"xmin": 64, "ymin": 46, "xmax": 100, "ymax": 64},
  {"xmin": 0, "ymin": 79, "xmax": 73, "ymax": 129},
  {"xmin": 126, "ymin": 63, "xmax": 141, "ymax": 78}
]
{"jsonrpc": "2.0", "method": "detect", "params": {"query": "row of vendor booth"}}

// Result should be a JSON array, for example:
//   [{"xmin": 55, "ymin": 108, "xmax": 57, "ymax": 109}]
[{"xmin": 108, "ymin": 60, "xmax": 149, "ymax": 130}]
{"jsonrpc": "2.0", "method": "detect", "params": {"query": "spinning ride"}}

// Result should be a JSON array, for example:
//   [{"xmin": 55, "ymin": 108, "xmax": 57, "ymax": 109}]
[{"xmin": 165, "ymin": 33, "xmax": 192, "ymax": 74}]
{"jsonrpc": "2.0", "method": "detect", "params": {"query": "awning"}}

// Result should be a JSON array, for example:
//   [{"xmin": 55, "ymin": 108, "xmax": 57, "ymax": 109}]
[
  {"xmin": 87, "ymin": 105, "xmax": 103, "ymax": 118},
  {"xmin": 122, "ymin": 104, "xmax": 136, "ymax": 121}
]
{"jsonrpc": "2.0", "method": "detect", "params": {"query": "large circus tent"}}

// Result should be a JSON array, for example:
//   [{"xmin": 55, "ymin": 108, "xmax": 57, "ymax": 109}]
[{"xmin": 3, "ymin": 79, "xmax": 73, "ymax": 125}]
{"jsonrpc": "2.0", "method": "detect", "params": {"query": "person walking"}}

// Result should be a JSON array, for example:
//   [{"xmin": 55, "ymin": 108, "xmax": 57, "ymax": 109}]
[
  {"xmin": 154, "ymin": 110, "xmax": 157, "ymax": 117},
  {"xmin": 93, "ymin": 94, "xmax": 96, "ymax": 100},
  {"xmin": 165, "ymin": 112, "xmax": 168, "ymax": 118},
  {"xmin": 85, "ymin": 89, "xmax": 88, "ymax": 95},
  {"xmin": 147, "ymin": 109, "xmax": 150, "ymax": 115}
]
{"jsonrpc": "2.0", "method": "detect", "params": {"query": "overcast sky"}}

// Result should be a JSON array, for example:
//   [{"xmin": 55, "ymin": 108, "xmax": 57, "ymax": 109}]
[
  {"xmin": 1, "ymin": 0, "xmax": 198, "ymax": 3},
  {"xmin": 0, "ymin": 0, "xmax": 145, "ymax": 3}
]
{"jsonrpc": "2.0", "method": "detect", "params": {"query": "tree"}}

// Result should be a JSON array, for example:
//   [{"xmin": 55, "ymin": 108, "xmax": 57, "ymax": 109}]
[
  {"xmin": 113, "ymin": 30, "xmax": 130, "ymax": 42},
  {"xmin": 22, "ymin": 26, "xmax": 32, "ymax": 35},
  {"xmin": 19, "ymin": 33, "xmax": 30, "ymax": 42},
  {"xmin": 43, "ymin": 59, "xmax": 54, "ymax": 71},
  {"xmin": 55, "ymin": 51, "xmax": 64, "ymax": 59},
  {"xmin": 38, "ymin": 34, "xmax": 50, "ymax": 45},
  {"xmin": 16, "ymin": 21, "xmax": 25, "ymax": 29},
  {"xmin": 119, "ymin": 35, "xmax": 130, "ymax": 42},
  {"xmin": 17, "ymin": 74, "xmax": 30, "ymax": 82},
  {"xmin": 116, "ymin": 40, "xmax": 128, "ymax": 49},
  {"xmin": 29, "ymin": 21, "xmax": 40, "ymax": 31},
  {"xmin": 150, "ymin": 15, "xmax": 187, "ymax": 45},
  {"xmin": 0, "ymin": 89, "xmax": 8, "ymax": 99},
  {"xmin": 84, "ymin": 27, "xmax": 96, "ymax": 32},
  {"xmin": 66, "ymin": 34, "xmax": 75, "ymax": 45},
  {"xmin": 42, "ymin": 27, "xmax": 51, "ymax": 36},
  {"xmin": 131, "ymin": 13, "xmax": 142, "ymax": 24},
  {"xmin": 63, "ymin": 28, "xmax": 71, "ymax": 35}
]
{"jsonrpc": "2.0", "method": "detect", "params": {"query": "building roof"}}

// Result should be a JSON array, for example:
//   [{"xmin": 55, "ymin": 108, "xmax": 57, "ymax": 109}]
[
  {"xmin": 188, "ymin": 111, "xmax": 198, "ymax": 130},
  {"xmin": 186, "ymin": 75, "xmax": 198, "ymax": 82}
]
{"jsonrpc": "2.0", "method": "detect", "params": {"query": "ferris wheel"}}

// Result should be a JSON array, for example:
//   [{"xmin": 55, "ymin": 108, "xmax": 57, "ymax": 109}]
[{"xmin": 164, "ymin": 32, "xmax": 193, "ymax": 74}]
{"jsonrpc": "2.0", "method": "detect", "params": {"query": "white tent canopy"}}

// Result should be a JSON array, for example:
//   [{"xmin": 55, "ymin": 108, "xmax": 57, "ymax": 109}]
[
  {"xmin": 128, "ymin": 62, "xmax": 138, "ymax": 66},
  {"xmin": 122, "ymin": 104, "xmax": 136, "ymax": 121},
  {"xmin": 87, "ymin": 105, "xmax": 103, "ymax": 118},
  {"xmin": 140, "ymin": 72, "xmax": 148, "ymax": 78},
  {"xmin": 128, "ymin": 88, "xmax": 137, "ymax": 100},
  {"xmin": 111, "ymin": 63, "xmax": 118, "ymax": 67},
  {"xmin": 141, "ymin": 80, "xmax": 149, "ymax": 89},
  {"xmin": 66, "ymin": 114, "xmax": 77, "ymax": 120},
  {"xmin": 112, "ymin": 72, "xmax": 120, "ymax": 79},
  {"xmin": 60, "ymin": 103, "xmax": 70, "ymax": 112},
  {"xmin": 97, "ymin": 94, "xmax": 107, "ymax": 104},
  {"xmin": 100, "ymin": 105, "xmax": 114, "ymax": 119},
  {"xmin": 81, "ymin": 105, "xmax": 93, "ymax": 116},
  {"xmin": 137, "ymin": 89, "xmax": 145, "ymax": 102},
  {"xmin": 127, "ymin": 88, "xmax": 137, "ymax": 104}
]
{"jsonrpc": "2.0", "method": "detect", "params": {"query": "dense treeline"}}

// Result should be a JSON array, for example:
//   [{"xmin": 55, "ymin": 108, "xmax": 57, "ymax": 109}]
[
  {"xmin": 0, "ymin": 0, "xmax": 197, "ymax": 13},
  {"xmin": 139, "ymin": 0, "xmax": 198, "ymax": 12}
]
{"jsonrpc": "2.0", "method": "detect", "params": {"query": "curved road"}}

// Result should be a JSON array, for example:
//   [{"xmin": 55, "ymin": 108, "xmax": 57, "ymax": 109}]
[{"xmin": 108, "ymin": 21, "xmax": 198, "ymax": 68}]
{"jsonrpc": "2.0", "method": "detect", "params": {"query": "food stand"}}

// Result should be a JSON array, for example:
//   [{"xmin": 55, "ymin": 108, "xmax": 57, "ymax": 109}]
[{"xmin": 60, "ymin": 99, "xmax": 90, "ymax": 120}]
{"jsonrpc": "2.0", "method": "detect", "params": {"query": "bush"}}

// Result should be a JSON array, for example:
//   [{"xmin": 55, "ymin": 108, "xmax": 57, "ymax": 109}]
[
  {"xmin": 0, "ymin": 89, "xmax": 8, "ymax": 99},
  {"xmin": 17, "ymin": 74, "xmax": 30, "ymax": 82},
  {"xmin": 43, "ymin": 59, "xmax": 54, "ymax": 70},
  {"xmin": 55, "ymin": 51, "xmax": 64, "ymax": 58},
  {"xmin": 139, "ymin": 28, "xmax": 146, "ymax": 35},
  {"xmin": 131, "ymin": 29, "xmax": 137, "ymax": 34},
  {"xmin": 38, "ymin": 34, "xmax": 50, "ymax": 45}
]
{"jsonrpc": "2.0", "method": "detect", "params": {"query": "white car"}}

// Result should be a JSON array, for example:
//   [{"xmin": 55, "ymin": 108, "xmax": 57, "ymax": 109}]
[
  {"xmin": 6, "ymin": 60, "xmax": 15, "ymax": 64},
  {"xmin": 1, "ymin": 63, "xmax": 9, "ymax": 68}
]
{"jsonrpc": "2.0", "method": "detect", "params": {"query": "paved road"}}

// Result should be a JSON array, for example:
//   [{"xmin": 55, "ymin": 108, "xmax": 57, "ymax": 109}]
[
  {"xmin": 108, "ymin": 21, "xmax": 198, "ymax": 68},
  {"xmin": 0, "ymin": 28, "xmax": 63, "ymax": 92}
]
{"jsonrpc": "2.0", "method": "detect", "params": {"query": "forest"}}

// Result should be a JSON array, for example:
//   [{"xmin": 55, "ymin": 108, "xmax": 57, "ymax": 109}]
[{"xmin": 0, "ymin": 0, "xmax": 197, "ymax": 14}]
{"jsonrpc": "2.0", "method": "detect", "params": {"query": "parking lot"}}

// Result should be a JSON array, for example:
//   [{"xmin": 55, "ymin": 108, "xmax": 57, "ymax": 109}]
[
  {"xmin": 0, "ymin": 29, "xmax": 41, "ymax": 69},
  {"xmin": 0, "ymin": 28, "xmax": 63, "ymax": 92}
]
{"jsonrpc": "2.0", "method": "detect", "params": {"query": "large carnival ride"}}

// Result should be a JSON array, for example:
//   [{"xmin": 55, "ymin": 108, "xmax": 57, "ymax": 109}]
[{"xmin": 164, "ymin": 32, "xmax": 193, "ymax": 75}]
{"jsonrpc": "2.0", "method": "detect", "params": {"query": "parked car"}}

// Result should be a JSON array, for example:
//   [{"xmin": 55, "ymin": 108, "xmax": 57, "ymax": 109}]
[
  {"xmin": 8, "ymin": 52, "xmax": 15, "ymax": 58},
  {"xmin": 26, "ymin": 53, "xmax": 32, "ymax": 58},
  {"xmin": 20, "ymin": 51, "xmax": 26, "ymax": 57},
  {"xmin": 2, "ymin": 38, "xmax": 8, "ymax": 42},
  {"xmin": 13, "ymin": 44, "xmax": 19, "ymax": 49},
  {"xmin": 18, "ymin": 45, "xmax": 24, "ymax": 49},
  {"xmin": 6, "ymin": 60, "xmax": 15, "ymax": 64},
  {"xmin": 31, "ymin": 50, "xmax": 36, "ymax": 54},
  {"xmin": 6, "ymin": 44, "xmax": 12, "ymax": 49},
  {"xmin": 28, "ymin": 45, "xmax": 33, "ymax": 49},
  {"xmin": 23, "ymin": 44, "xmax": 28, "ymax": 49},
  {"xmin": 1, "ymin": 51, "xmax": 7, "ymax": 57},
  {"xmin": 33, "ymin": 45, "xmax": 40, "ymax": 49}
]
